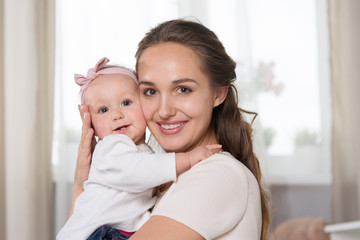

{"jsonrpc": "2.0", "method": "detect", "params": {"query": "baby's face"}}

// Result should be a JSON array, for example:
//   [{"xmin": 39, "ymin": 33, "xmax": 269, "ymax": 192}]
[{"xmin": 84, "ymin": 74, "xmax": 146, "ymax": 144}]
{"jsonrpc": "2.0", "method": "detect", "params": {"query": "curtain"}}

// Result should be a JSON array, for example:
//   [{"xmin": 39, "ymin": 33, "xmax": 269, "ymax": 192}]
[
  {"xmin": 0, "ymin": 1, "xmax": 5, "ymax": 239},
  {"xmin": 1, "ymin": 0, "xmax": 55, "ymax": 239},
  {"xmin": 329, "ymin": 0, "xmax": 360, "ymax": 223}
]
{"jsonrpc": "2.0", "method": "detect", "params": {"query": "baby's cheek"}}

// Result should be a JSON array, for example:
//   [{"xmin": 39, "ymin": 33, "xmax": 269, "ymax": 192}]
[
  {"xmin": 91, "ymin": 118, "xmax": 106, "ymax": 139},
  {"xmin": 140, "ymin": 105, "xmax": 154, "ymax": 122}
]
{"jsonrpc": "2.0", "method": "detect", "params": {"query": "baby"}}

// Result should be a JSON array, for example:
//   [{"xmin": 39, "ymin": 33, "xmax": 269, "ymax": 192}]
[{"xmin": 56, "ymin": 57, "xmax": 220, "ymax": 240}]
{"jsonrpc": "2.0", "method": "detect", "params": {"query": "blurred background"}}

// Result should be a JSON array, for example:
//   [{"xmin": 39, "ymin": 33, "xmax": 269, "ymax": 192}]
[{"xmin": 1, "ymin": 0, "xmax": 359, "ymax": 239}]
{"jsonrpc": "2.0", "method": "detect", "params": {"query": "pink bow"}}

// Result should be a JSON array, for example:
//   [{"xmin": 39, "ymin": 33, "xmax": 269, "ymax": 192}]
[{"xmin": 74, "ymin": 57, "xmax": 138, "ymax": 104}]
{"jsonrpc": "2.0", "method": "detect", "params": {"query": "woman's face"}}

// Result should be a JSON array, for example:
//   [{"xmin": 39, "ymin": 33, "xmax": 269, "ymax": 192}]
[{"xmin": 137, "ymin": 42, "xmax": 223, "ymax": 152}]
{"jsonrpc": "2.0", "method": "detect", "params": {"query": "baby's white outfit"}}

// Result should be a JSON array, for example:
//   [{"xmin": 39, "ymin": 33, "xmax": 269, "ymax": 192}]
[{"xmin": 57, "ymin": 134, "xmax": 176, "ymax": 240}]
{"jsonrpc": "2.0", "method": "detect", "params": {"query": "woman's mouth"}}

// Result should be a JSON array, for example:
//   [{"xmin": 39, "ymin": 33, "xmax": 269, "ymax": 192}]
[
  {"xmin": 160, "ymin": 122, "xmax": 185, "ymax": 129},
  {"xmin": 157, "ymin": 121, "xmax": 186, "ymax": 134}
]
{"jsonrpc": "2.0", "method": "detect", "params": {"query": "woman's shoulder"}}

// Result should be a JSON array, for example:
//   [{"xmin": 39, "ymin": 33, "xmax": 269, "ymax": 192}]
[
  {"xmin": 156, "ymin": 152, "xmax": 252, "ymax": 203},
  {"xmin": 152, "ymin": 152, "xmax": 261, "ymax": 239},
  {"xmin": 176, "ymin": 151, "xmax": 261, "ymax": 219},
  {"xmin": 190, "ymin": 151, "xmax": 256, "ymax": 185}
]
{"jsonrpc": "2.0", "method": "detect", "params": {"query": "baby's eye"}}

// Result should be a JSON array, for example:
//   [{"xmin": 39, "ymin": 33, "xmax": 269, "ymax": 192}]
[
  {"xmin": 122, "ymin": 99, "xmax": 132, "ymax": 107},
  {"xmin": 98, "ymin": 107, "xmax": 108, "ymax": 113},
  {"xmin": 143, "ymin": 88, "xmax": 157, "ymax": 96},
  {"xmin": 177, "ymin": 86, "xmax": 192, "ymax": 94}
]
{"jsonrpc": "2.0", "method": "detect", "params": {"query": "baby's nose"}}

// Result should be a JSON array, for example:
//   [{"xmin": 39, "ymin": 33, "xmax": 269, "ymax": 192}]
[{"xmin": 111, "ymin": 110, "xmax": 124, "ymax": 120}]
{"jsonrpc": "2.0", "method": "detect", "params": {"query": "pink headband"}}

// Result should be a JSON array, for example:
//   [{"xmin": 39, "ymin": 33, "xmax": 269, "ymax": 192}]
[{"xmin": 74, "ymin": 57, "xmax": 138, "ymax": 104}]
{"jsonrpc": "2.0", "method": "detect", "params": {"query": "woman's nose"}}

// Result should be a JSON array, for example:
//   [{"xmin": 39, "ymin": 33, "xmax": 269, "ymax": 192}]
[
  {"xmin": 158, "ymin": 94, "xmax": 175, "ymax": 119},
  {"xmin": 111, "ymin": 110, "xmax": 124, "ymax": 121}
]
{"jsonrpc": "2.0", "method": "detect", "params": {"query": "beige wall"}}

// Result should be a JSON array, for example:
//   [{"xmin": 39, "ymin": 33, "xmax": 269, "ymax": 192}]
[{"xmin": 0, "ymin": 0, "xmax": 6, "ymax": 238}]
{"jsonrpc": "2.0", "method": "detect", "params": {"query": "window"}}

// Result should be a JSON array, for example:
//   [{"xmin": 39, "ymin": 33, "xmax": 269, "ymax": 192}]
[{"xmin": 245, "ymin": 0, "xmax": 331, "ymax": 185}]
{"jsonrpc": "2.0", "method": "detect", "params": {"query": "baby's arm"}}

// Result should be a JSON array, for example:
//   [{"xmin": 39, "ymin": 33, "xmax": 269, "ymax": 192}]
[{"xmin": 175, "ymin": 144, "xmax": 222, "ymax": 176}]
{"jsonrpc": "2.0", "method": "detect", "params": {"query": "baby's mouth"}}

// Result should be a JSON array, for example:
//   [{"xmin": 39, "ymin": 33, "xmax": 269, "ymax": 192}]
[{"xmin": 115, "ymin": 125, "xmax": 129, "ymax": 131}]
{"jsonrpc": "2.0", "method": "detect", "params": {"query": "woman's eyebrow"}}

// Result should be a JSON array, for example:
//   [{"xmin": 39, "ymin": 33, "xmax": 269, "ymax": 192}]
[
  {"xmin": 139, "ymin": 81, "xmax": 154, "ymax": 86},
  {"xmin": 172, "ymin": 78, "xmax": 197, "ymax": 85},
  {"xmin": 139, "ymin": 78, "xmax": 198, "ymax": 86}
]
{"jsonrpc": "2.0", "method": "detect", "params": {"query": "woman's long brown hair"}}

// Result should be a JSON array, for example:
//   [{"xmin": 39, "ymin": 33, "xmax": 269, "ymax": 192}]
[{"xmin": 135, "ymin": 19, "xmax": 270, "ymax": 240}]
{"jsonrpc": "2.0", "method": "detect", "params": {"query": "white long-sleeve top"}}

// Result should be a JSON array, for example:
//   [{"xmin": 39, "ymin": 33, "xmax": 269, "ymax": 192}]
[{"xmin": 57, "ymin": 134, "xmax": 176, "ymax": 240}]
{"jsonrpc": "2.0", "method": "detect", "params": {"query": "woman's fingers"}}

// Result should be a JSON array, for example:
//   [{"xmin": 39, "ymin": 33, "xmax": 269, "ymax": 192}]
[
  {"xmin": 78, "ymin": 104, "xmax": 92, "ymax": 143},
  {"xmin": 78, "ymin": 104, "xmax": 83, "ymax": 121},
  {"xmin": 77, "ymin": 104, "xmax": 95, "ymax": 160},
  {"xmin": 85, "ymin": 128, "xmax": 96, "ymax": 154},
  {"xmin": 75, "ymin": 104, "xmax": 95, "ymax": 185}
]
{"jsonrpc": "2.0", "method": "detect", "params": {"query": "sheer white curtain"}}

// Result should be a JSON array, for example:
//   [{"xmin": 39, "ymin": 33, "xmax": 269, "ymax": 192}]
[
  {"xmin": 1, "ymin": 0, "xmax": 55, "ymax": 239},
  {"xmin": 329, "ymin": 0, "xmax": 360, "ymax": 223}
]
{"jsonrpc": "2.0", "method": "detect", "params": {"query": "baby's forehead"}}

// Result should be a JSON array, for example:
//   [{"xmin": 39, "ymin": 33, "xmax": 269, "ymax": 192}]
[
  {"xmin": 91, "ymin": 74, "xmax": 139, "ymax": 89},
  {"xmin": 84, "ymin": 75, "xmax": 139, "ymax": 101},
  {"xmin": 96, "ymin": 73, "xmax": 137, "ymax": 83}
]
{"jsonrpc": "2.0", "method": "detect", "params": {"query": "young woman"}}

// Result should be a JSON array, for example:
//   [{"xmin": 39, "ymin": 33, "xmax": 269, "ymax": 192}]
[{"xmin": 72, "ymin": 19, "xmax": 269, "ymax": 240}]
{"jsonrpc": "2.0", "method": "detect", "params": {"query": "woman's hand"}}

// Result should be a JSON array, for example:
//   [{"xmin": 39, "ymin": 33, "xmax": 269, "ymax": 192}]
[{"xmin": 68, "ymin": 104, "xmax": 96, "ymax": 218}]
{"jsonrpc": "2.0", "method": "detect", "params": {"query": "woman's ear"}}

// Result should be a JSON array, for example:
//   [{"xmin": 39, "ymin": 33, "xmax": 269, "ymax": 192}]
[{"xmin": 213, "ymin": 86, "xmax": 229, "ymax": 107}]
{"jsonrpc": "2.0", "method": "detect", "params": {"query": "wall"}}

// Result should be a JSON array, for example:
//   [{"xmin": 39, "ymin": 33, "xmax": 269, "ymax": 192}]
[{"xmin": 0, "ymin": 0, "xmax": 6, "ymax": 238}]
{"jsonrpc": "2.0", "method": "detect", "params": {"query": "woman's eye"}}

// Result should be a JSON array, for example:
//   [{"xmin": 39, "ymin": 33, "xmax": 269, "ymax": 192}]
[
  {"xmin": 177, "ymin": 86, "xmax": 192, "ymax": 94},
  {"xmin": 143, "ymin": 88, "xmax": 157, "ymax": 96},
  {"xmin": 122, "ymin": 100, "xmax": 132, "ymax": 107},
  {"xmin": 99, "ymin": 107, "xmax": 108, "ymax": 113}
]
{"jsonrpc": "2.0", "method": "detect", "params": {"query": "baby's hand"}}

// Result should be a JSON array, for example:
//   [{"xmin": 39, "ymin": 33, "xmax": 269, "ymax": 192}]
[
  {"xmin": 175, "ymin": 144, "xmax": 222, "ymax": 176},
  {"xmin": 188, "ymin": 144, "xmax": 222, "ymax": 167}
]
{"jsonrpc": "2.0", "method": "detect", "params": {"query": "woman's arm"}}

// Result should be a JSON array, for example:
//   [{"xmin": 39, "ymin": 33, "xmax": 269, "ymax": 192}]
[
  {"xmin": 130, "ymin": 216, "xmax": 204, "ymax": 240},
  {"xmin": 68, "ymin": 104, "xmax": 96, "ymax": 218}
]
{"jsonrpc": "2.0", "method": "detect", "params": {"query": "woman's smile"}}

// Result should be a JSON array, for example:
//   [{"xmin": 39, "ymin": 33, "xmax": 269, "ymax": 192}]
[{"xmin": 157, "ymin": 120, "xmax": 187, "ymax": 134}]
